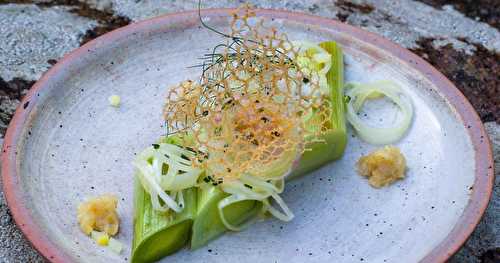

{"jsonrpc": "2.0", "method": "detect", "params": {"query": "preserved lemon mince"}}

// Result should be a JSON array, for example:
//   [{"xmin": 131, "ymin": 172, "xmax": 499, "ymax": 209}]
[
  {"xmin": 357, "ymin": 146, "xmax": 406, "ymax": 188},
  {"xmin": 77, "ymin": 194, "xmax": 120, "ymax": 236}
]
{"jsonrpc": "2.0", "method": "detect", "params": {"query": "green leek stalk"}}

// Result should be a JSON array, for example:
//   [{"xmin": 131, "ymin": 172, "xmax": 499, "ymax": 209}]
[
  {"xmin": 131, "ymin": 41, "xmax": 346, "ymax": 262},
  {"xmin": 131, "ymin": 178, "xmax": 196, "ymax": 263},
  {"xmin": 191, "ymin": 185, "xmax": 263, "ymax": 249},
  {"xmin": 288, "ymin": 41, "xmax": 347, "ymax": 178}
]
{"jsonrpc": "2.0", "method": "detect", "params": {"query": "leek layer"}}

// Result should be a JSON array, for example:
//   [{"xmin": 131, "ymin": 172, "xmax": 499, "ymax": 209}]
[
  {"xmin": 132, "ymin": 179, "xmax": 196, "ymax": 263},
  {"xmin": 289, "ymin": 41, "xmax": 347, "ymax": 178}
]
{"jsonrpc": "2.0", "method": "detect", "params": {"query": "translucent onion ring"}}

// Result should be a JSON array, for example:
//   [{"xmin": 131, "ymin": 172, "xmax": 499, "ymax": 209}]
[{"xmin": 345, "ymin": 81, "xmax": 413, "ymax": 145}]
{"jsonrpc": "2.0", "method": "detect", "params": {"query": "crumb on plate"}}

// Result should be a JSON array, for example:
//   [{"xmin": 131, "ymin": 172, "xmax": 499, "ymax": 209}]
[
  {"xmin": 94, "ymin": 232, "xmax": 110, "ymax": 246},
  {"xmin": 108, "ymin": 95, "xmax": 121, "ymax": 107},
  {"xmin": 357, "ymin": 145, "xmax": 406, "ymax": 188}
]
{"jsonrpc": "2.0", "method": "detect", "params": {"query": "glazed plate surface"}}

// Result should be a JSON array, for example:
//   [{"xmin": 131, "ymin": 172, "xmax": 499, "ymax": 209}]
[{"xmin": 1, "ymin": 9, "xmax": 493, "ymax": 263}]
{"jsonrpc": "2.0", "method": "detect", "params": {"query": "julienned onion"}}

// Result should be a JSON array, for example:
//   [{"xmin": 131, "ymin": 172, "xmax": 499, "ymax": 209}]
[
  {"xmin": 345, "ymin": 81, "xmax": 413, "ymax": 145},
  {"xmin": 133, "ymin": 143, "xmax": 202, "ymax": 213},
  {"xmin": 218, "ymin": 175, "xmax": 293, "ymax": 230},
  {"xmin": 133, "ymin": 142, "xmax": 295, "ymax": 229}
]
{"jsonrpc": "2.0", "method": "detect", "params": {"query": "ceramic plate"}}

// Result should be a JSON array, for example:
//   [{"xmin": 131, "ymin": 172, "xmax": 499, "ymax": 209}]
[{"xmin": 1, "ymin": 9, "xmax": 494, "ymax": 263}]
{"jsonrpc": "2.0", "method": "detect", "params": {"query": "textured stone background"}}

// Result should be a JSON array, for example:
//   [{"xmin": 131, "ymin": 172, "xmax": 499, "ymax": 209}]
[{"xmin": 0, "ymin": 0, "xmax": 498, "ymax": 262}]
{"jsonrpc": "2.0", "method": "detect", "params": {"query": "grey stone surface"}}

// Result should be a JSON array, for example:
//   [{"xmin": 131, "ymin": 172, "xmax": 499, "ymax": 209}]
[
  {"xmin": 0, "ymin": 0, "xmax": 498, "ymax": 262},
  {"xmin": 81, "ymin": 0, "xmax": 113, "ymax": 12},
  {"xmin": 110, "ymin": 0, "xmax": 500, "ymax": 52},
  {"xmin": 431, "ymin": 38, "xmax": 477, "ymax": 55},
  {"xmin": 0, "ymin": 4, "xmax": 96, "ymax": 81},
  {"xmin": 111, "ymin": 0, "xmax": 332, "ymax": 21},
  {"xmin": 345, "ymin": 0, "xmax": 500, "ymax": 52},
  {"xmin": 0, "ymin": 97, "xmax": 19, "ymax": 139}
]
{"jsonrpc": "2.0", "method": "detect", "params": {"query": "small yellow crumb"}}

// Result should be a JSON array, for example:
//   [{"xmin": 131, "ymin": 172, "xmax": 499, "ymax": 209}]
[
  {"xmin": 356, "ymin": 145, "xmax": 406, "ymax": 188},
  {"xmin": 77, "ymin": 194, "xmax": 120, "ymax": 236},
  {"xmin": 96, "ymin": 233, "xmax": 110, "ymax": 246},
  {"xmin": 108, "ymin": 95, "xmax": 121, "ymax": 107}
]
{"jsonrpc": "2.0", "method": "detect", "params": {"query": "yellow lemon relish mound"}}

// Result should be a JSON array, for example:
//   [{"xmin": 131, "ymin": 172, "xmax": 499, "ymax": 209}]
[
  {"xmin": 357, "ymin": 145, "xmax": 406, "ymax": 188},
  {"xmin": 77, "ymin": 194, "xmax": 120, "ymax": 236}
]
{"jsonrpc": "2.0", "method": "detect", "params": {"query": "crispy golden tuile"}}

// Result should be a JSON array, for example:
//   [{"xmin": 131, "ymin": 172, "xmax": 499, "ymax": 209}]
[{"xmin": 163, "ymin": 6, "xmax": 331, "ymax": 182}]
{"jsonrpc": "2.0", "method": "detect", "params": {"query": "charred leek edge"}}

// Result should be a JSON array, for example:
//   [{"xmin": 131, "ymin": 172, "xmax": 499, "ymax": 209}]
[
  {"xmin": 345, "ymin": 81, "xmax": 413, "ymax": 145},
  {"xmin": 288, "ymin": 41, "xmax": 347, "ymax": 179}
]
